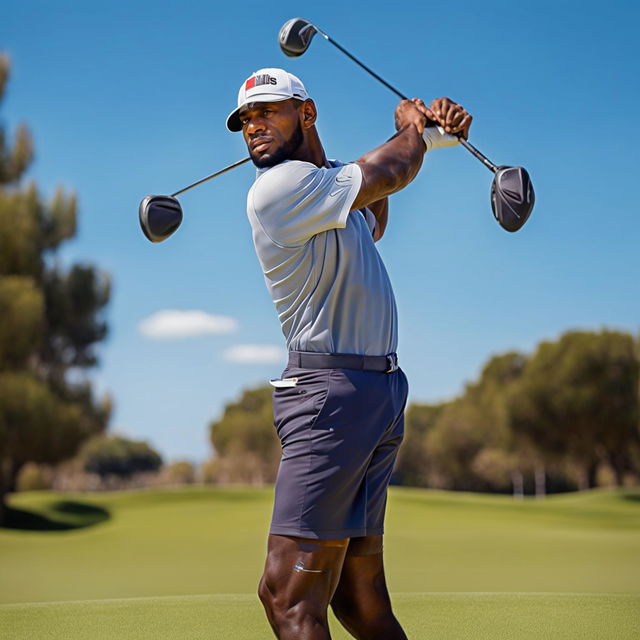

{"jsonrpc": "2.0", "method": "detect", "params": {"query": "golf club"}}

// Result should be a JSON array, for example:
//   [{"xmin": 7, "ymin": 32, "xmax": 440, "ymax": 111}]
[
  {"xmin": 139, "ymin": 157, "xmax": 251, "ymax": 243},
  {"xmin": 278, "ymin": 17, "xmax": 535, "ymax": 232}
]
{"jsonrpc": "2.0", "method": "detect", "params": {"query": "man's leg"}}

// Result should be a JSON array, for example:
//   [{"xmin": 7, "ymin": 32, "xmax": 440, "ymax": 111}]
[
  {"xmin": 258, "ymin": 533, "xmax": 350, "ymax": 640},
  {"xmin": 330, "ymin": 535, "xmax": 408, "ymax": 640}
]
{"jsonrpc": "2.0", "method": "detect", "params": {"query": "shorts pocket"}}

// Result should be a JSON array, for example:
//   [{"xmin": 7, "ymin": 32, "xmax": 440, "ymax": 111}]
[{"xmin": 272, "ymin": 368, "xmax": 332, "ymax": 446}]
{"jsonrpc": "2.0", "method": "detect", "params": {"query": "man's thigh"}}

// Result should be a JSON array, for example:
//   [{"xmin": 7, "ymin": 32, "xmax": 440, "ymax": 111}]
[{"xmin": 261, "ymin": 534, "xmax": 350, "ymax": 609}]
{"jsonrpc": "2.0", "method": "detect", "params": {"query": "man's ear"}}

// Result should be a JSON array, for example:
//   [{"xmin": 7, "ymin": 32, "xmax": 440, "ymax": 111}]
[{"xmin": 300, "ymin": 99, "xmax": 317, "ymax": 129}]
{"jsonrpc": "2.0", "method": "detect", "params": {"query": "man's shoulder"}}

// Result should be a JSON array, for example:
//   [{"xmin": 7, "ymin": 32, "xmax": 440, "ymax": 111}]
[
  {"xmin": 250, "ymin": 160, "xmax": 330, "ymax": 212},
  {"xmin": 254, "ymin": 158, "xmax": 353, "ymax": 185},
  {"xmin": 248, "ymin": 158, "xmax": 361, "ymax": 220},
  {"xmin": 254, "ymin": 159, "xmax": 319, "ymax": 185}
]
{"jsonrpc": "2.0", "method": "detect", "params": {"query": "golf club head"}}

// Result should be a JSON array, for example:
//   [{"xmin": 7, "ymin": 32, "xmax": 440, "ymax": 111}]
[
  {"xmin": 139, "ymin": 195, "xmax": 183, "ymax": 243},
  {"xmin": 278, "ymin": 18, "xmax": 318, "ymax": 57},
  {"xmin": 490, "ymin": 166, "xmax": 535, "ymax": 232}
]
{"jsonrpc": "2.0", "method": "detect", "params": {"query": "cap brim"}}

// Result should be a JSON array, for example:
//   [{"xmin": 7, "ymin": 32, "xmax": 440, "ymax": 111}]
[{"xmin": 225, "ymin": 94, "xmax": 298, "ymax": 132}]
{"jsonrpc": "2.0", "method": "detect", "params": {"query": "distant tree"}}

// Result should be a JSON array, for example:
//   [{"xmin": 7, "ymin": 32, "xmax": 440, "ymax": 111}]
[
  {"xmin": 509, "ymin": 330, "xmax": 640, "ymax": 489},
  {"xmin": 208, "ymin": 385, "xmax": 280, "ymax": 484},
  {"xmin": 0, "ymin": 54, "xmax": 111, "ymax": 523},
  {"xmin": 471, "ymin": 352, "xmax": 547, "ymax": 496},
  {"xmin": 78, "ymin": 435, "xmax": 162, "ymax": 479},
  {"xmin": 471, "ymin": 448, "xmax": 525, "ymax": 497},
  {"xmin": 394, "ymin": 402, "xmax": 447, "ymax": 487},
  {"xmin": 426, "ymin": 352, "xmax": 527, "ymax": 492},
  {"xmin": 426, "ymin": 396, "xmax": 492, "ymax": 490},
  {"xmin": 162, "ymin": 460, "xmax": 196, "ymax": 485},
  {"xmin": 0, "ymin": 276, "xmax": 43, "ymax": 368},
  {"xmin": 15, "ymin": 462, "xmax": 53, "ymax": 491}
]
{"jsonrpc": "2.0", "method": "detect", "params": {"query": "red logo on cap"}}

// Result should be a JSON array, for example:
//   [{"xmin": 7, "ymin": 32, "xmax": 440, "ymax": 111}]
[{"xmin": 245, "ymin": 77, "xmax": 256, "ymax": 91}]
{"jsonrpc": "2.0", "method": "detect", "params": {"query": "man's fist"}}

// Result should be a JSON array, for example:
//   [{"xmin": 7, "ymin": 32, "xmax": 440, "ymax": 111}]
[
  {"xmin": 394, "ymin": 100, "xmax": 429, "ymax": 135},
  {"xmin": 413, "ymin": 97, "xmax": 473, "ymax": 139}
]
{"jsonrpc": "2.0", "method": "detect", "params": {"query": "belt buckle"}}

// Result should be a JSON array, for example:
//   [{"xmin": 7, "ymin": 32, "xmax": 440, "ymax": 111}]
[{"xmin": 385, "ymin": 353, "xmax": 398, "ymax": 373}]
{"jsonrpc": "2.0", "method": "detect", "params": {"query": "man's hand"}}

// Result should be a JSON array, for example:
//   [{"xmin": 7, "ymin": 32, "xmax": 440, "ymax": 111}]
[
  {"xmin": 413, "ymin": 97, "xmax": 473, "ymax": 139},
  {"xmin": 394, "ymin": 100, "xmax": 428, "ymax": 135}
]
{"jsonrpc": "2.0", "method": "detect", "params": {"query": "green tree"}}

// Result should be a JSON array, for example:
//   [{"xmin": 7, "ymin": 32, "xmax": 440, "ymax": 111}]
[
  {"xmin": 394, "ymin": 402, "xmax": 447, "ymax": 487},
  {"xmin": 162, "ymin": 460, "xmax": 196, "ymax": 485},
  {"xmin": 15, "ymin": 461, "xmax": 53, "ymax": 491},
  {"xmin": 426, "ymin": 352, "xmax": 527, "ymax": 492},
  {"xmin": 208, "ymin": 385, "xmax": 280, "ymax": 484},
  {"xmin": 77, "ymin": 435, "xmax": 162, "ymax": 479},
  {"xmin": 509, "ymin": 329, "xmax": 639, "ymax": 489},
  {"xmin": 0, "ymin": 54, "xmax": 111, "ymax": 523}
]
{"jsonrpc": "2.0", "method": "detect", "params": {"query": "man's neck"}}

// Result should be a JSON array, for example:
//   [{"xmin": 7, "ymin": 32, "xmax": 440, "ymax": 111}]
[{"xmin": 290, "ymin": 128, "xmax": 328, "ymax": 168}]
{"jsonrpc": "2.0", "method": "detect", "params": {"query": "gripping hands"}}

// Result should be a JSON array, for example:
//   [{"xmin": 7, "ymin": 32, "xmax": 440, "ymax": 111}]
[{"xmin": 395, "ymin": 97, "xmax": 473, "ymax": 152}]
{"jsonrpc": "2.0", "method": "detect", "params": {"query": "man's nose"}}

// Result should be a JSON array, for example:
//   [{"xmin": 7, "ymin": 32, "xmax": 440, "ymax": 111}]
[{"xmin": 246, "ymin": 117, "xmax": 267, "ymax": 135}]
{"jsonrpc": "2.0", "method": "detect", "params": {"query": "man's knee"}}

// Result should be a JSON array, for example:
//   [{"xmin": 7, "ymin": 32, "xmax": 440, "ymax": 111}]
[
  {"xmin": 331, "ymin": 592, "xmax": 403, "ymax": 640},
  {"xmin": 331, "ymin": 574, "xmax": 401, "ymax": 639},
  {"xmin": 258, "ymin": 574, "xmax": 271, "ymax": 608},
  {"xmin": 259, "ymin": 571, "xmax": 327, "ymax": 632},
  {"xmin": 330, "ymin": 587, "xmax": 358, "ymax": 628}
]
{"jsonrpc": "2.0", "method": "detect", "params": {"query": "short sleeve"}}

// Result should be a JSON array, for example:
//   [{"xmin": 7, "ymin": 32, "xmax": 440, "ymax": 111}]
[{"xmin": 248, "ymin": 160, "xmax": 363, "ymax": 248}]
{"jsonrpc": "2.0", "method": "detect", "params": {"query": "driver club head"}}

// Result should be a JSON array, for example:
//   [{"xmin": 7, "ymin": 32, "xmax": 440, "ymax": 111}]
[
  {"xmin": 490, "ymin": 166, "xmax": 535, "ymax": 232},
  {"xmin": 278, "ymin": 18, "xmax": 318, "ymax": 57},
  {"xmin": 139, "ymin": 195, "xmax": 183, "ymax": 243}
]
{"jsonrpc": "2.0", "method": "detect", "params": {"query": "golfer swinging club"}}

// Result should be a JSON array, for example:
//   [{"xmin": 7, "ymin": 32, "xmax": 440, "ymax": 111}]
[{"xmin": 226, "ymin": 67, "xmax": 472, "ymax": 639}]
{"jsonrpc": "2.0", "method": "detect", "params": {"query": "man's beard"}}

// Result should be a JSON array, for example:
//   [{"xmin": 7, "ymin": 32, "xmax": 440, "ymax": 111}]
[{"xmin": 250, "ymin": 121, "xmax": 304, "ymax": 168}]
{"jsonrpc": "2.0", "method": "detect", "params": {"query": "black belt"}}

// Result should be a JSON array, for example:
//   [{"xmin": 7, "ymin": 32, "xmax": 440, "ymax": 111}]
[{"xmin": 288, "ymin": 350, "xmax": 399, "ymax": 373}]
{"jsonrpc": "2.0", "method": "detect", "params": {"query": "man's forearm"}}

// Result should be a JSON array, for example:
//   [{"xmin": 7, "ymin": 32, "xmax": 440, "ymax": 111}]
[
  {"xmin": 359, "ymin": 125, "xmax": 425, "ymax": 193},
  {"xmin": 352, "ymin": 125, "xmax": 425, "ymax": 209}
]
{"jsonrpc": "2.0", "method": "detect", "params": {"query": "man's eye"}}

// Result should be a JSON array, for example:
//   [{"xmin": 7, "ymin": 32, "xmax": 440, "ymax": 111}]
[{"xmin": 263, "ymin": 110, "xmax": 273, "ymax": 116}]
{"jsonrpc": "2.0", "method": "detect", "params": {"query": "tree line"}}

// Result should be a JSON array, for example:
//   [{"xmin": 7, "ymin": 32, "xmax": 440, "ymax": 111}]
[
  {"xmin": 396, "ymin": 330, "xmax": 639, "ymax": 495},
  {"xmin": 206, "ymin": 329, "xmax": 640, "ymax": 495}
]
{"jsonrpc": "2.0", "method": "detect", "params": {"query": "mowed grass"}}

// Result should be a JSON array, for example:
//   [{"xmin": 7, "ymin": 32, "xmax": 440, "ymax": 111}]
[
  {"xmin": 2, "ymin": 593, "xmax": 639, "ymax": 640},
  {"xmin": 1, "ymin": 486, "xmax": 639, "ymax": 639}
]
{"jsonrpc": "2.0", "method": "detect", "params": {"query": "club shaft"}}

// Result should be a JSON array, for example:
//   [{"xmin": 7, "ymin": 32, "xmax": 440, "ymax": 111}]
[
  {"xmin": 171, "ymin": 157, "xmax": 251, "ymax": 197},
  {"xmin": 322, "ymin": 32, "xmax": 499, "ymax": 173},
  {"xmin": 324, "ymin": 34, "xmax": 407, "ymax": 102},
  {"xmin": 458, "ymin": 139, "xmax": 498, "ymax": 172}
]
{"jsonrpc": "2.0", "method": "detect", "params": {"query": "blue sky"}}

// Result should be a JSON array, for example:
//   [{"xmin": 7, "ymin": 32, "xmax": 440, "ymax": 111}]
[{"xmin": 2, "ymin": 1, "xmax": 638, "ymax": 464}]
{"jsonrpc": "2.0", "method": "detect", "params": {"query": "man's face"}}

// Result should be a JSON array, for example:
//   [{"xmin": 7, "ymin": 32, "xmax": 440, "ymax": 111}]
[{"xmin": 240, "ymin": 99, "xmax": 304, "ymax": 168}]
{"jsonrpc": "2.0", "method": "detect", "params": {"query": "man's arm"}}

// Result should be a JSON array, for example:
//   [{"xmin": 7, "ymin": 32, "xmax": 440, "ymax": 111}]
[
  {"xmin": 351, "ymin": 97, "xmax": 472, "ymax": 212},
  {"xmin": 350, "ymin": 102, "xmax": 425, "ymax": 211},
  {"xmin": 368, "ymin": 198, "xmax": 388, "ymax": 242}
]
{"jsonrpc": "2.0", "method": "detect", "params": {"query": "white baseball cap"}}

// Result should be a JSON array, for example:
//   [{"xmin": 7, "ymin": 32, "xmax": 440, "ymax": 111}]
[{"xmin": 226, "ymin": 68, "xmax": 309, "ymax": 132}]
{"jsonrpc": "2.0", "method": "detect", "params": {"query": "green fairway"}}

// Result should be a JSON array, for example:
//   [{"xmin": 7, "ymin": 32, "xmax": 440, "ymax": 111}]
[
  {"xmin": 1, "ymin": 486, "xmax": 639, "ymax": 638},
  {"xmin": 1, "ymin": 592, "xmax": 638, "ymax": 640}
]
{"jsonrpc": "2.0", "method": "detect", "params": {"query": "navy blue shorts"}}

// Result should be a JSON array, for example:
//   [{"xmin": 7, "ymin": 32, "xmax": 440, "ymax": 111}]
[{"xmin": 269, "ymin": 359, "xmax": 409, "ymax": 540}]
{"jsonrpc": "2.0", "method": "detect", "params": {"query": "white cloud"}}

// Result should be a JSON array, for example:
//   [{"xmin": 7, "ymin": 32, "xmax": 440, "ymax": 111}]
[
  {"xmin": 223, "ymin": 344, "xmax": 286, "ymax": 364},
  {"xmin": 139, "ymin": 310, "xmax": 238, "ymax": 339}
]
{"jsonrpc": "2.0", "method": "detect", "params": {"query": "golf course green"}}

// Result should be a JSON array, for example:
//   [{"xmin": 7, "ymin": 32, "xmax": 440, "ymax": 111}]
[{"xmin": 1, "ymin": 486, "xmax": 639, "ymax": 639}]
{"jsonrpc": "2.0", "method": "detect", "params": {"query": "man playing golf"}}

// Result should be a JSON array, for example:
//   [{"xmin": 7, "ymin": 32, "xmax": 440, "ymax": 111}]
[{"xmin": 226, "ymin": 68, "xmax": 472, "ymax": 640}]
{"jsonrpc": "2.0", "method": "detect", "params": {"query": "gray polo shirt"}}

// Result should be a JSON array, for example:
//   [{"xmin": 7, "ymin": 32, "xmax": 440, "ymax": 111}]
[{"xmin": 247, "ymin": 158, "xmax": 397, "ymax": 356}]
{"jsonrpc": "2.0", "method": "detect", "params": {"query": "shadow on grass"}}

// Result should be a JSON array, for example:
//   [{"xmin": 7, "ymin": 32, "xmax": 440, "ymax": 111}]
[
  {"xmin": 621, "ymin": 492, "xmax": 640, "ymax": 504},
  {"xmin": 1, "ymin": 500, "xmax": 111, "ymax": 531}
]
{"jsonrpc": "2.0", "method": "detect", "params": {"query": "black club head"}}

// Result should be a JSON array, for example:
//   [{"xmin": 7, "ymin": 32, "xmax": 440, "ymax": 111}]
[
  {"xmin": 278, "ymin": 18, "xmax": 318, "ymax": 57},
  {"xmin": 490, "ymin": 166, "xmax": 535, "ymax": 232},
  {"xmin": 139, "ymin": 195, "xmax": 183, "ymax": 243}
]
